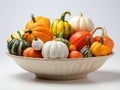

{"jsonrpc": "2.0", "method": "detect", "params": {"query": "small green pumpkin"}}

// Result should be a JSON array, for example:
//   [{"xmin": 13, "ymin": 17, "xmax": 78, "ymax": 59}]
[
  {"xmin": 80, "ymin": 37, "xmax": 92, "ymax": 58},
  {"xmin": 55, "ymin": 37, "xmax": 70, "ymax": 47},
  {"xmin": 50, "ymin": 11, "xmax": 73, "ymax": 39},
  {"xmin": 7, "ymin": 30, "xmax": 25, "ymax": 43},
  {"xmin": 7, "ymin": 39, "xmax": 30, "ymax": 56}
]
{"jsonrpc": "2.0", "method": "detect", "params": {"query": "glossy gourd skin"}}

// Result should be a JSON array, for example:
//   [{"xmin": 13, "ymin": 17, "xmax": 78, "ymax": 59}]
[
  {"xmin": 69, "ymin": 44, "xmax": 77, "ymax": 52},
  {"xmin": 69, "ymin": 51, "xmax": 83, "ymax": 58},
  {"xmin": 69, "ymin": 31, "xmax": 93, "ymax": 51},
  {"xmin": 7, "ymin": 30, "xmax": 25, "ymax": 43},
  {"xmin": 24, "ymin": 15, "xmax": 53, "ymax": 44},
  {"xmin": 23, "ymin": 28, "xmax": 53, "ymax": 44},
  {"xmin": 51, "ymin": 11, "xmax": 73, "ymax": 39},
  {"xmin": 26, "ymin": 14, "xmax": 50, "ymax": 29},
  {"xmin": 69, "ymin": 12, "xmax": 94, "ymax": 32},
  {"xmin": 42, "ymin": 40, "xmax": 69, "ymax": 59},
  {"xmin": 7, "ymin": 39, "xmax": 30, "ymax": 56}
]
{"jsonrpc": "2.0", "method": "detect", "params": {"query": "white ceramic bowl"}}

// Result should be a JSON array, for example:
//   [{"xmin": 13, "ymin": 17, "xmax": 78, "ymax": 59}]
[{"xmin": 7, "ymin": 53, "xmax": 113, "ymax": 80}]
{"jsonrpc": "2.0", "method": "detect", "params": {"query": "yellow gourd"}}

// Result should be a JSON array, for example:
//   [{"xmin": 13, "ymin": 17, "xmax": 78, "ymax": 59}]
[
  {"xmin": 50, "ymin": 11, "xmax": 73, "ymax": 39},
  {"xmin": 90, "ymin": 37, "xmax": 112, "ymax": 56}
]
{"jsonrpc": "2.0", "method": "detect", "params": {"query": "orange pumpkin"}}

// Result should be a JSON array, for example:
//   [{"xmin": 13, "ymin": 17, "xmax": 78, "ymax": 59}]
[
  {"xmin": 26, "ymin": 14, "xmax": 50, "ymax": 29},
  {"xmin": 23, "ymin": 29, "xmax": 53, "ymax": 44},
  {"xmin": 23, "ymin": 47, "xmax": 42, "ymax": 58},
  {"xmin": 69, "ymin": 51, "xmax": 83, "ymax": 58},
  {"xmin": 69, "ymin": 31, "xmax": 94, "ymax": 51},
  {"xmin": 91, "ymin": 27, "xmax": 114, "ymax": 50},
  {"xmin": 69, "ymin": 44, "xmax": 77, "ymax": 52},
  {"xmin": 24, "ymin": 15, "xmax": 53, "ymax": 44}
]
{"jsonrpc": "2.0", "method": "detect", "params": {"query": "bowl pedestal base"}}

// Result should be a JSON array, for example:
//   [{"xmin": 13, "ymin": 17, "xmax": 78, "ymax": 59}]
[{"xmin": 35, "ymin": 73, "xmax": 87, "ymax": 80}]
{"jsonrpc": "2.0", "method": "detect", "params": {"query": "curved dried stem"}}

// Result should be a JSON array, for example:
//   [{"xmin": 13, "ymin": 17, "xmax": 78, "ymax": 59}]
[{"xmin": 91, "ymin": 27, "xmax": 107, "ymax": 36}]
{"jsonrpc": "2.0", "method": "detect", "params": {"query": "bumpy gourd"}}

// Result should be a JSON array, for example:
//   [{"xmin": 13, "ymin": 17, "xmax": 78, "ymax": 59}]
[{"xmin": 90, "ymin": 37, "xmax": 112, "ymax": 56}]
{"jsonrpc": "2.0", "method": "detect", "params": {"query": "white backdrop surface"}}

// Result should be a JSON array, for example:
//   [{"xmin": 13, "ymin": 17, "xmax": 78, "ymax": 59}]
[{"xmin": 0, "ymin": 0, "xmax": 120, "ymax": 90}]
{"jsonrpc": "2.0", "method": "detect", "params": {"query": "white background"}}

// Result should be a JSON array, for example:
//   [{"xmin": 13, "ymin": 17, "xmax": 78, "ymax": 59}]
[{"xmin": 0, "ymin": 0, "xmax": 120, "ymax": 90}]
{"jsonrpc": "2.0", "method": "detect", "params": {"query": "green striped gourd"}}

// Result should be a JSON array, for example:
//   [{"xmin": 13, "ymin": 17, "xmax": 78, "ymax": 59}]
[
  {"xmin": 7, "ymin": 30, "xmax": 25, "ymax": 43},
  {"xmin": 7, "ymin": 39, "xmax": 30, "ymax": 56},
  {"xmin": 50, "ymin": 11, "xmax": 73, "ymax": 39},
  {"xmin": 80, "ymin": 46, "xmax": 92, "ymax": 58},
  {"xmin": 80, "ymin": 37, "xmax": 92, "ymax": 58}
]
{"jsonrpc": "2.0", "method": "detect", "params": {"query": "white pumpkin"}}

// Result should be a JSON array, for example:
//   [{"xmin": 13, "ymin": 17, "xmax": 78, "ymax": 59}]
[
  {"xmin": 42, "ymin": 40, "xmax": 69, "ymax": 59},
  {"xmin": 32, "ymin": 35, "xmax": 44, "ymax": 50},
  {"xmin": 69, "ymin": 12, "xmax": 94, "ymax": 32}
]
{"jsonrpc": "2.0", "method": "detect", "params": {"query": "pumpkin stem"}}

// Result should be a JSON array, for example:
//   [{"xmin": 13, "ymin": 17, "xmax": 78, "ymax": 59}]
[
  {"xmin": 100, "ymin": 36, "xmax": 104, "ymax": 44},
  {"xmin": 91, "ymin": 27, "xmax": 107, "ymax": 37},
  {"xmin": 53, "ymin": 36, "xmax": 56, "ymax": 40},
  {"xmin": 25, "ymin": 30, "xmax": 32, "ymax": 34},
  {"xmin": 80, "ymin": 12, "xmax": 83, "ymax": 17},
  {"xmin": 60, "ymin": 11, "xmax": 71, "ymax": 21},
  {"xmin": 33, "ymin": 34, "xmax": 38, "ymax": 41},
  {"xmin": 87, "ymin": 37, "xmax": 92, "ymax": 47},
  {"xmin": 102, "ymin": 27, "xmax": 108, "ymax": 36},
  {"xmin": 31, "ymin": 14, "xmax": 36, "ymax": 23}
]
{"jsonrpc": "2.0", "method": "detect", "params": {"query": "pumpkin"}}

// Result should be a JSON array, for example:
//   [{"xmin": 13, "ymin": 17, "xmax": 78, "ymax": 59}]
[
  {"xmin": 23, "ymin": 28, "xmax": 53, "ymax": 44},
  {"xmin": 90, "ymin": 37, "xmax": 112, "ymax": 56},
  {"xmin": 7, "ymin": 30, "xmax": 25, "ymax": 43},
  {"xmin": 69, "ymin": 12, "xmax": 94, "ymax": 32},
  {"xmin": 26, "ymin": 14, "xmax": 50, "ymax": 29},
  {"xmin": 91, "ymin": 27, "xmax": 114, "ymax": 50},
  {"xmin": 7, "ymin": 39, "xmax": 30, "ymax": 56},
  {"xmin": 80, "ymin": 37, "xmax": 92, "ymax": 58},
  {"xmin": 42, "ymin": 40, "xmax": 69, "ymax": 59},
  {"xmin": 50, "ymin": 11, "xmax": 73, "ymax": 39},
  {"xmin": 23, "ymin": 47, "xmax": 42, "ymax": 58},
  {"xmin": 24, "ymin": 14, "xmax": 53, "ymax": 44},
  {"xmin": 32, "ymin": 34, "xmax": 44, "ymax": 50},
  {"xmin": 69, "ymin": 51, "xmax": 83, "ymax": 58},
  {"xmin": 69, "ymin": 44, "xmax": 77, "ymax": 52},
  {"xmin": 69, "ymin": 31, "xmax": 94, "ymax": 51}
]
